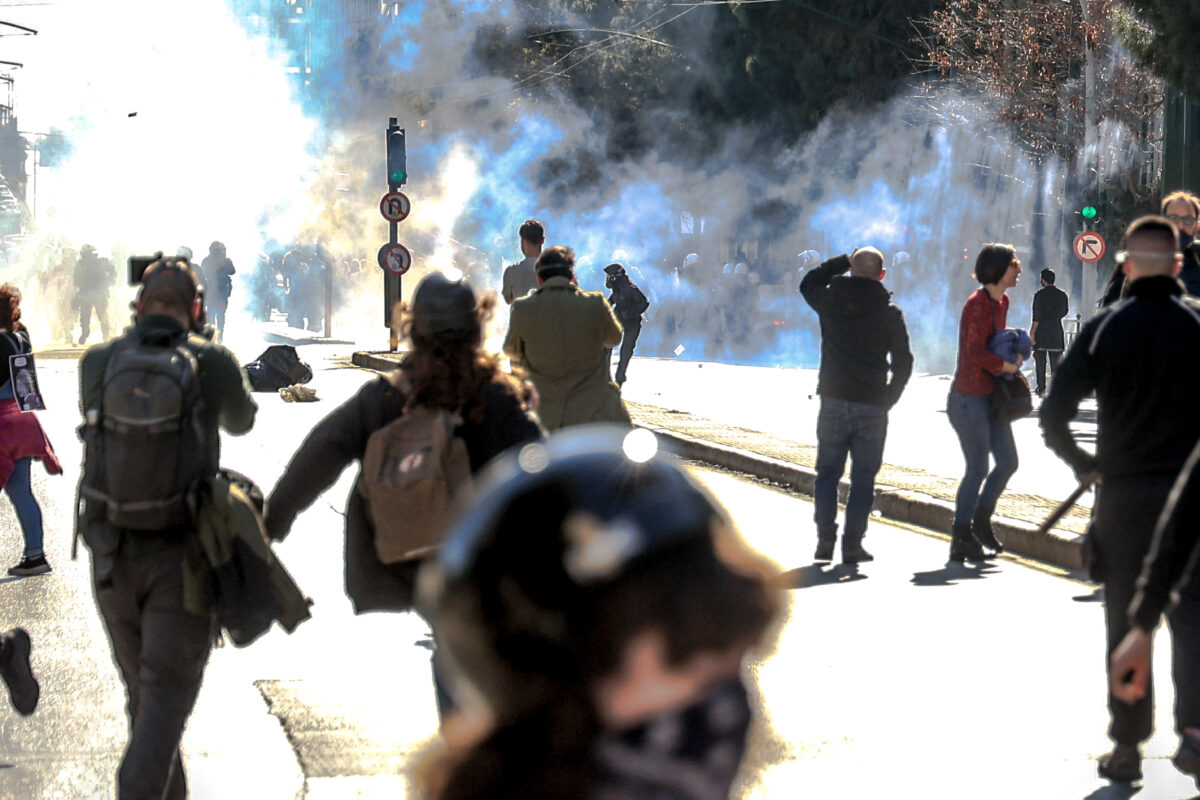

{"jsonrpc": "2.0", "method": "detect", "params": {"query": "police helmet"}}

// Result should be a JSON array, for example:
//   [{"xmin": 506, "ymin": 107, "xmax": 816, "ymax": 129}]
[
  {"xmin": 411, "ymin": 271, "xmax": 478, "ymax": 337},
  {"xmin": 421, "ymin": 425, "xmax": 743, "ymax": 713},
  {"xmin": 603, "ymin": 262, "xmax": 626, "ymax": 277}
]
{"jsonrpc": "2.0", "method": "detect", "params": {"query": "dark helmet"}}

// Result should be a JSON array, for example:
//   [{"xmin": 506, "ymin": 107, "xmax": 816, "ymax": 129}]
[
  {"xmin": 411, "ymin": 271, "xmax": 478, "ymax": 337},
  {"xmin": 420, "ymin": 425, "xmax": 737, "ymax": 715},
  {"xmin": 603, "ymin": 262, "xmax": 626, "ymax": 277}
]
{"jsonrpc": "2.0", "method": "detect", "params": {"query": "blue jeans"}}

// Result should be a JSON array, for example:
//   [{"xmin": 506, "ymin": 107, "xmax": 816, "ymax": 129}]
[
  {"xmin": 3, "ymin": 458, "xmax": 44, "ymax": 557},
  {"xmin": 813, "ymin": 398, "xmax": 888, "ymax": 546},
  {"xmin": 946, "ymin": 390, "xmax": 1019, "ymax": 526}
]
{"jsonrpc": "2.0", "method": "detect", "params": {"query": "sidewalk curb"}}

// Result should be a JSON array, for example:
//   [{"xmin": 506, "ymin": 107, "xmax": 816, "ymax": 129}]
[{"xmin": 352, "ymin": 351, "xmax": 1085, "ymax": 573}]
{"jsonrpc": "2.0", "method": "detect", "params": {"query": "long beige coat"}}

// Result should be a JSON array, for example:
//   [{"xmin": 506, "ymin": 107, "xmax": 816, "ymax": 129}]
[{"xmin": 504, "ymin": 276, "xmax": 631, "ymax": 431}]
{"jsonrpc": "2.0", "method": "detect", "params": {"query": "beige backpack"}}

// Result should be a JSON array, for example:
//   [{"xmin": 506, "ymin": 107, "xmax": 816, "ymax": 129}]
[{"xmin": 359, "ymin": 404, "xmax": 471, "ymax": 564}]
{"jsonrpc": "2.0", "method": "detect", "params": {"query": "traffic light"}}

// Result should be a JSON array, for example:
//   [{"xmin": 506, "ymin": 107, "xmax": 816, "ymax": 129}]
[
  {"xmin": 1081, "ymin": 205, "xmax": 1098, "ymax": 221},
  {"xmin": 387, "ymin": 127, "xmax": 407, "ymax": 189}
]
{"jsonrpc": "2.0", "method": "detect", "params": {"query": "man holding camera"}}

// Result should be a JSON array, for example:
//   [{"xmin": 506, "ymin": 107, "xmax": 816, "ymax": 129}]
[{"xmin": 77, "ymin": 256, "xmax": 257, "ymax": 799}]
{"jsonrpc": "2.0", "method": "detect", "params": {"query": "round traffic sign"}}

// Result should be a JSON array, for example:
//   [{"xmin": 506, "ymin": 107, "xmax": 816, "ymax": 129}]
[
  {"xmin": 377, "ymin": 243, "xmax": 412, "ymax": 275},
  {"xmin": 1073, "ymin": 231, "xmax": 1106, "ymax": 263},
  {"xmin": 379, "ymin": 191, "xmax": 411, "ymax": 223}
]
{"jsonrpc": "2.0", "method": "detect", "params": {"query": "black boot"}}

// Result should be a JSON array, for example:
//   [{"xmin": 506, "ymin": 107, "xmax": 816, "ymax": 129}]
[
  {"xmin": 949, "ymin": 523, "xmax": 989, "ymax": 563},
  {"xmin": 972, "ymin": 506, "xmax": 1004, "ymax": 554}
]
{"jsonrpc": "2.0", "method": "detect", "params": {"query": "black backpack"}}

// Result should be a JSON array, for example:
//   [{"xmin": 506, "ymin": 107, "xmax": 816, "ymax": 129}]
[
  {"xmin": 80, "ymin": 332, "xmax": 209, "ymax": 530},
  {"xmin": 242, "ymin": 345, "xmax": 313, "ymax": 392}
]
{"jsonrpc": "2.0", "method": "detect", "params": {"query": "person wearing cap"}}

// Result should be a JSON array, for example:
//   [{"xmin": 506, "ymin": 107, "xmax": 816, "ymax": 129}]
[
  {"xmin": 1030, "ymin": 267, "xmax": 1069, "ymax": 397},
  {"xmin": 504, "ymin": 246, "xmax": 630, "ymax": 431},
  {"xmin": 264, "ymin": 272, "xmax": 543, "ymax": 712},
  {"xmin": 417, "ymin": 425, "xmax": 781, "ymax": 799},
  {"xmin": 603, "ymin": 262, "xmax": 650, "ymax": 387},
  {"xmin": 501, "ymin": 219, "xmax": 544, "ymax": 305},
  {"xmin": 77, "ymin": 256, "xmax": 257, "ymax": 800}
]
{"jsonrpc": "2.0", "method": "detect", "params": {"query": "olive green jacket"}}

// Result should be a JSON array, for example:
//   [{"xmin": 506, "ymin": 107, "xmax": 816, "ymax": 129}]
[{"xmin": 503, "ymin": 277, "xmax": 630, "ymax": 430}]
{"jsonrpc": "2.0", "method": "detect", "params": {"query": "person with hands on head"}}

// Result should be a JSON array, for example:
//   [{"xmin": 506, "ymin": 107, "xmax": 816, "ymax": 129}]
[
  {"xmin": 799, "ymin": 247, "xmax": 913, "ymax": 564},
  {"xmin": 1042, "ymin": 215, "xmax": 1200, "ymax": 785},
  {"xmin": 946, "ymin": 244, "xmax": 1023, "ymax": 563}
]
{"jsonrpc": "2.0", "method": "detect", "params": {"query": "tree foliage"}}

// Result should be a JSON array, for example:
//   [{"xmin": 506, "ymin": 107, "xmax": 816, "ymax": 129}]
[
  {"xmin": 924, "ymin": 0, "xmax": 1161, "ymax": 162},
  {"xmin": 1115, "ymin": 2, "xmax": 1200, "ymax": 97}
]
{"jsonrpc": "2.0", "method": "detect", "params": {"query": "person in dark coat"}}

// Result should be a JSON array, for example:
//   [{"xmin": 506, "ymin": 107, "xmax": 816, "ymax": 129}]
[
  {"xmin": 73, "ymin": 244, "xmax": 116, "ymax": 344},
  {"xmin": 800, "ymin": 247, "xmax": 913, "ymax": 564},
  {"xmin": 1030, "ymin": 268, "xmax": 1069, "ymax": 396},
  {"xmin": 1110, "ymin": 432, "xmax": 1200, "ymax": 789},
  {"xmin": 603, "ymin": 262, "xmax": 650, "ymax": 387},
  {"xmin": 1164, "ymin": 190, "xmax": 1200, "ymax": 296},
  {"xmin": 264, "ymin": 273, "xmax": 544, "ymax": 713},
  {"xmin": 200, "ymin": 240, "xmax": 236, "ymax": 337},
  {"xmin": 1042, "ymin": 215, "xmax": 1200, "ymax": 784}
]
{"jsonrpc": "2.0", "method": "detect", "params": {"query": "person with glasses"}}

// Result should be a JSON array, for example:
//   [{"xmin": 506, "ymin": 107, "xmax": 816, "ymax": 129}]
[
  {"xmin": 1163, "ymin": 190, "xmax": 1200, "ymax": 296},
  {"xmin": 1042, "ymin": 215, "xmax": 1200, "ymax": 785}
]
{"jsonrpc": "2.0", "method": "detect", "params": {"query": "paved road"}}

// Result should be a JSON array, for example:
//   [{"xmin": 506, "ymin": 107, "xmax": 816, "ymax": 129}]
[{"xmin": 0, "ymin": 343, "xmax": 1194, "ymax": 799}]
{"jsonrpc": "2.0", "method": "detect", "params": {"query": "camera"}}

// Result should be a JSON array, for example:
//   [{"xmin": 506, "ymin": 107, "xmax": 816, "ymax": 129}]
[{"xmin": 128, "ymin": 251, "xmax": 166, "ymax": 285}]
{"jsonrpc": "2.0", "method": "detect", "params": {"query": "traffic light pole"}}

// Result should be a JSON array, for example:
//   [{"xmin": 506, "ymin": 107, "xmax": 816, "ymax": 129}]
[
  {"xmin": 385, "ymin": 218, "xmax": 401, "ymax": 350},
  {"xmin": 384, "ymin": 116, "xmax": 405, "ymax": 351}
]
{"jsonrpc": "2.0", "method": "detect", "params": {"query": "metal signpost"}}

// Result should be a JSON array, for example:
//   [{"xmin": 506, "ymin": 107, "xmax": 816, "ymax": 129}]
[{"xmin": 382, "ymin": 118, "xmax": 408, "ymax": 350}]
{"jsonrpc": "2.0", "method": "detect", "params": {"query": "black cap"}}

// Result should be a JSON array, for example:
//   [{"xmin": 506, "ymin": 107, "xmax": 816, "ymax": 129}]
[{"xmin": 411, "ymin": 272, "xmax": 478, "ymax": 336}]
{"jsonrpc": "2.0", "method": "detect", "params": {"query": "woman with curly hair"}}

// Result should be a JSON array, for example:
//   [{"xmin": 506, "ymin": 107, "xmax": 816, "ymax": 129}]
[
  {"xmin": 0, "ymin": 284, "xmax": 62, "ymax": 576},
  {"xmin": 264, "ymin": 271, "xmax": 544, "ymax": 712}
]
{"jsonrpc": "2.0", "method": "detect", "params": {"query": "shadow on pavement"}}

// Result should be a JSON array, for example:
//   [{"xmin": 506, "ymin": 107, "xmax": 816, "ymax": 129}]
[
  {"xmin": 775, "ymin": 563, "xmax": 868, "ymax": 590},
  {"xmin": 910, "ymin": 562, "xmax": 999, "ymax": 586},
  {"xmin": 1073, "ymin": 585, "xmax": 1105, "ymax": 603},
  {"xmin": 1080, "ymin": 783, "xmax": 1142, "ymax": 800}
]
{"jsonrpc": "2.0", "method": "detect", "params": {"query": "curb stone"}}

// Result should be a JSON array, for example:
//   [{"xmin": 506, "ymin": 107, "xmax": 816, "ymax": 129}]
[{"xmin": 351, "ymin": 351, "xmax": 1085, "ymax": 573}]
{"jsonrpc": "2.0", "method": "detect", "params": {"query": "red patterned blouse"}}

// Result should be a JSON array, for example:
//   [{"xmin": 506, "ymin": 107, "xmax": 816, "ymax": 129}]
[{"xmin": 952, "ymin": 288, "xmax": 1007, "ymax": 396}]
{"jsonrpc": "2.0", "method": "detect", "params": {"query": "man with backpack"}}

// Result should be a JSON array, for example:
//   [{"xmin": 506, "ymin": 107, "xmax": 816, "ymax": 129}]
[
  {"xmin": 77, "ymin": 256, "xmax": 257, "ymax": 799},
  {"xmin": 604, "ymin": 262, "xmax": 650, "ymax": 387}
]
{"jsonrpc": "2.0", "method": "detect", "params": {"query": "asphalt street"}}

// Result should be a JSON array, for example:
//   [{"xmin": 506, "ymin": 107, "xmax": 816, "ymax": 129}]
[{"xmin": 0, "ymin": 343, "xmax": 1193, "ymax": 799}]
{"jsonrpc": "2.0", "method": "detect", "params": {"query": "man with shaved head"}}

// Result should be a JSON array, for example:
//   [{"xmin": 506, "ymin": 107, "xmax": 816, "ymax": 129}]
[
  {"xmin": 800, "ymin": 246, "xmax": 913, "ymax": 564},
  {"xmin": 1043, "ymin": 215, "xmax": 1200, "ymax": 785}
]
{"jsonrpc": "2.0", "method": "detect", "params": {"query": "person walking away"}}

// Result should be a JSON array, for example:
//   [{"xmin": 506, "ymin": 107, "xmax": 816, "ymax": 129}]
[
  {"xmin": 1041, "ymin": 215, "xmax": 1200, "ymax": 784},
  {"xmin": 1030, "ymin": 268, "xmax": 1069, "ymax": 396},
  {"xmin": 74, "ymin": 245, "xmax": 116, "ymax": 345},
  {"xmin": 947, "ymin": 243, "xmax": 1024, "ymax": 562},
  {"xmin": 264, "ymin": 272, "xmax": 542, "ymax": 715},
  {"xmin": 0, "ymin": 285, "xmax": 61, "ymax": 576},
  {"xmin": 1110, "ymin": 431, "xmax": 1200, "ymax": 790},
  {"xmin": 603, "ymin": 262, "xmax": 650, "ymax": 387},
  {"xmin": 77, "ymin": 257, "xmax": 257, "ymax": 799},
  {"xmin": 417, "ymin": 425, "xmax": 781, "ymax": 800},
  {"xmin": 504, "ymin": 246, "xmax": 629, "ymax": 431},
  {"xmin": 1164, "ymin": 190, "xmax": 1200, "ymax": 296},
  {"xmin": 800, "ymin": 248, "xmax": 913, "ymax": 564},
  {"xmin": 501, "ymin": 219, "xmax": 544, "ymax": 305},
  {"xmin": 200, "ymin": 241, "xmax": 236, "ymax": 338}
]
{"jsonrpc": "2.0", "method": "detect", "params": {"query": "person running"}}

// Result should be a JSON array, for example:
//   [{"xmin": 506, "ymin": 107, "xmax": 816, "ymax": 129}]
[
  {"xmin": 946, "ymin": 243, "xmax": 1023, "ymax": 562},
  {"xmin": 418, "ymin": 425, "xmax": 780, "ymax": 800},
  {"xmin": 264, "ymin": 272, "xmax": 543, "ymax": 714},
  {"xmin": 0, "ymin": 284, "xmax": 62, "ymax": 576}
]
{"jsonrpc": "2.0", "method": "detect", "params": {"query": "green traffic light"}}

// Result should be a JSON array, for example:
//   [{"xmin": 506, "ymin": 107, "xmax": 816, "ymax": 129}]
[
  {"xmin": 391, "ymin": 170, "xmax": 406, "ymax": 183},
  {"xmin": 1081, "ymin": 205, "xmax": 1098, "ymax": 220}
]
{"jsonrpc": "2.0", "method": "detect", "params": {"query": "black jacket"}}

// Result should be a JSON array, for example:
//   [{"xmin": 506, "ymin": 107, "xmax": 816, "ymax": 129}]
[
  {"xmin": 1128, "ymin": 435, "xmax": 1200, "ymax": 632},
  {"xmin": 264, "ymin": 371, "xmax": 544, "ymax": 613},
  {"xmin": 1031, "ymin": 285, "xmax": 1069, "ymax": 350},
  {"xmin": 1041, "ymin": 275, "xmax": 1200, "ymax": 479},
  {"xmin": 800, "ymin": 255, "xmax": 913, "ymax": 408},
  {"xmin": 607, "ymin": 275, "xmax": 649, "ymax": 325}
]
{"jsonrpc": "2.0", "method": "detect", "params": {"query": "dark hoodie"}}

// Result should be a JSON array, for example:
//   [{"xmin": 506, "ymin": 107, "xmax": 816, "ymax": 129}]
[{"xmin": 800, "ymin": 254, "xmax": 913, "ymax": 408}]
